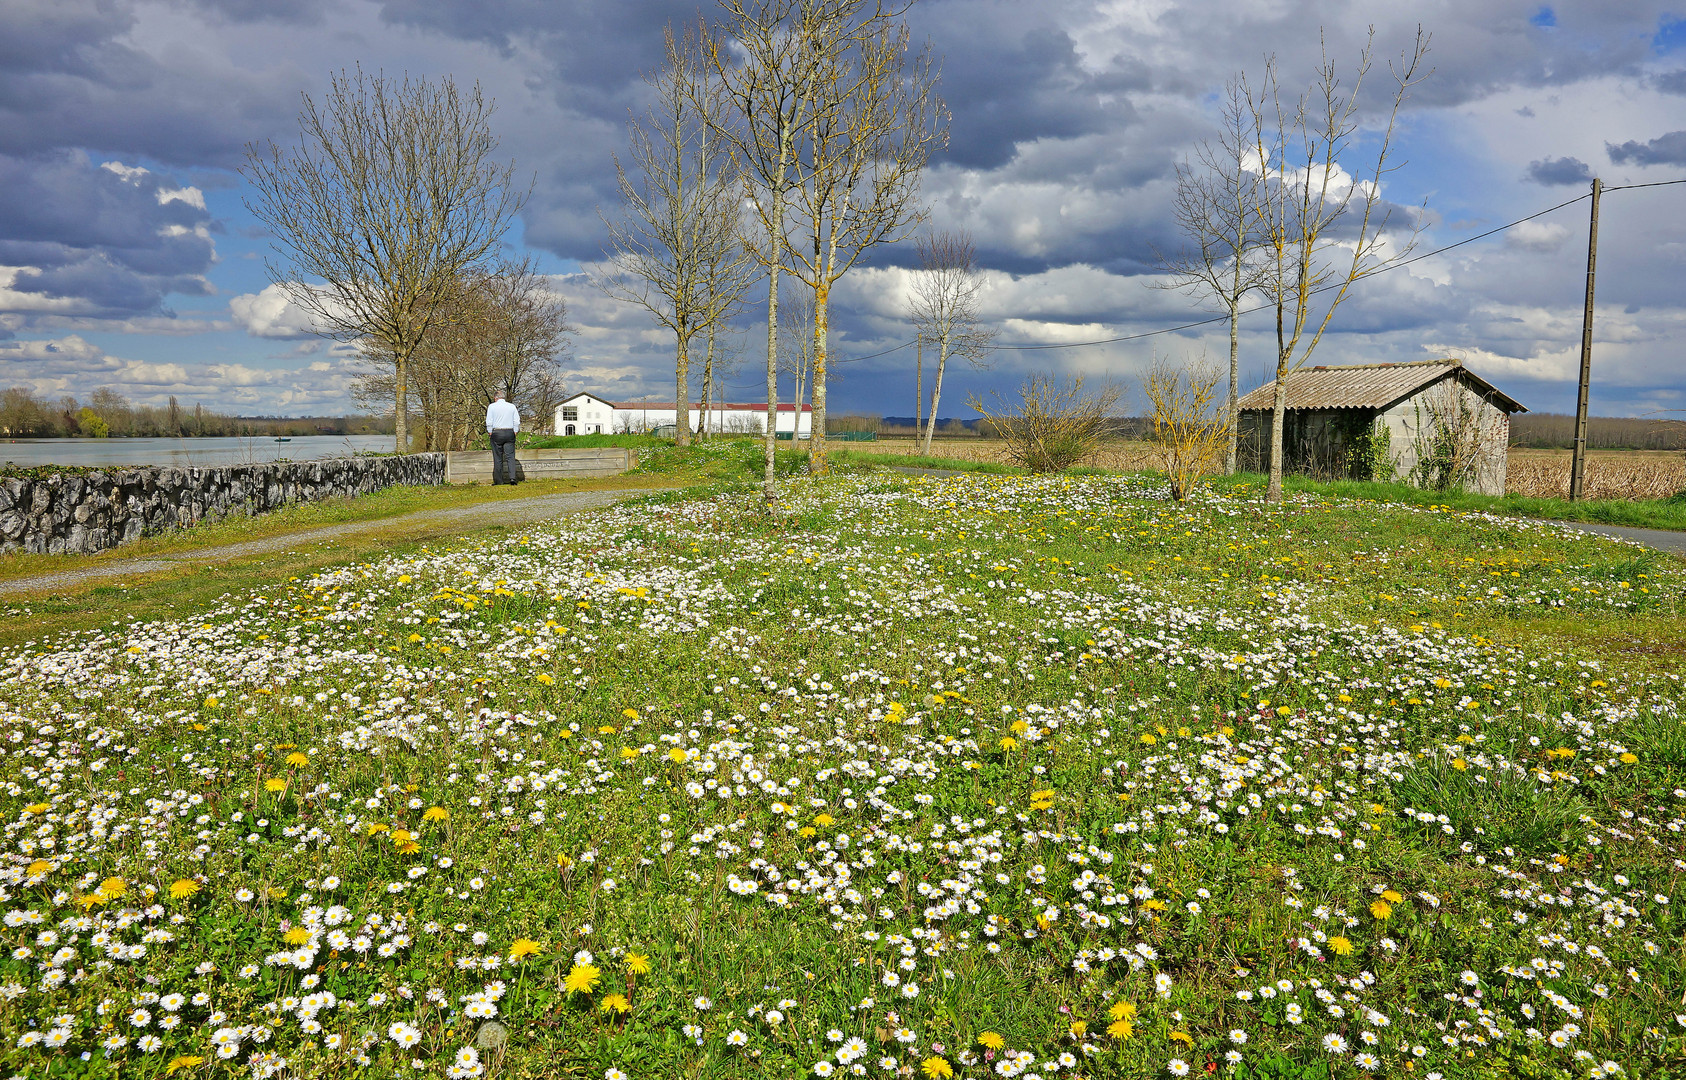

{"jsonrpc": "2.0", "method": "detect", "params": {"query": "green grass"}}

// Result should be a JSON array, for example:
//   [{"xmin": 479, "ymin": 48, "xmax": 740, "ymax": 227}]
[
  {"xmin": 0, "ymin": 475, "xmax": 683, "ymax": 586},
  {"xmin": 1209, "ymin": 472, "xmax": 1686, "ymax": 532},
  {"xmin": 824, "ymin": 448, "xmax": 1023, "ymax": 475},
  {"xmin": 2, "ymin": 471, "xmax": 1683, "ymax": 1079},
  {"xmin": 517, "ymin": 433, "xmax": 672, "ymax": 450}
]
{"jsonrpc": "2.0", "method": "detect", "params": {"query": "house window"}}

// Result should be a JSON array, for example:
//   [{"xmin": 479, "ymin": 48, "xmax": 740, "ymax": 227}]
[{"xmin": 562, "ymin": 406, "xmax": 578, "ymax": 421}]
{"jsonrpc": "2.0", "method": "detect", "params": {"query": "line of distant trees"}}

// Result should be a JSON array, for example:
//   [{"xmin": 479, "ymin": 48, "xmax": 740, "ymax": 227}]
[
  {"xmin": 0, "ymin": 387, "xmax": 391, "ymax": 439},
  {"xmin": 1509, "ymin": 414, "xmax": 1686, "ymax": 450}
]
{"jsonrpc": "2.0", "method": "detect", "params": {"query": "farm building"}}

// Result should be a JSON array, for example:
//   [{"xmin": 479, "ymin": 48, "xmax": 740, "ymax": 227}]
[
  {"xmin": 554, "ymin": 393, "xmax": 812, "ymax": 437},
  {"xmin": 1235, "ymin": 360, "xmax": 1526, "ymax": 495}
]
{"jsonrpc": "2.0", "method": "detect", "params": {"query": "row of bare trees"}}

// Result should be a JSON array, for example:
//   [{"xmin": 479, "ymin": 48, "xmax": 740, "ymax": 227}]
[
  {"xmin": 1157, "ymin": 28, "xmax": 1432, "ymax": 503},
  {"xmin": 595, "ymin": 0, "xmax": 947, "ymax": 494}
]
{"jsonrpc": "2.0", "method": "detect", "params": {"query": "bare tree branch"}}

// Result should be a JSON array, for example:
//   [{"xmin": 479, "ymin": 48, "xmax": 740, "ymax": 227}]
[{"xmin": 906, "ymin": 229, "xmax": 994, "ymax": 454}]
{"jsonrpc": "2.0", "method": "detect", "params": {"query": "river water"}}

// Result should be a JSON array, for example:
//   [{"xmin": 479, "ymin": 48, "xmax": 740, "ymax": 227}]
[{"xmin": 0, "ymin": 435, "xmax": 396, "ymax": 469}]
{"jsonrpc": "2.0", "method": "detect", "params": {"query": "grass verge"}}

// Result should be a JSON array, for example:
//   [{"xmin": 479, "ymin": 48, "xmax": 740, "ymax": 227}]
[
  {"xmin": 0, "ymin": 475, "xmax": 685, "ymax": 587},
  {"xmin": 1209, "ymin": 472, "xmax": 1686, "ymax": 532}
]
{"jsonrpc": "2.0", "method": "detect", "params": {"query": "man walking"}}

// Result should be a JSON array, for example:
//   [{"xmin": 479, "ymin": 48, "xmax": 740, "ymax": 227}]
[{"xmin": 486, "ymin": 390, "xmax": 521, "ymax": 485}]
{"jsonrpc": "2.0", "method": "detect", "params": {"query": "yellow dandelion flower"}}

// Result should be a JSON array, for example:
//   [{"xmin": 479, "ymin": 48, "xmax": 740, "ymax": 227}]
[
  {"xmin": 537, "ymin": 673, "xmax": 554, "ymax": 685},
  {"xmin": 1381, "ymin": 889, "xmax": 1403, "ymax": 904},
  {"xmin": 24, "ymin": 803, "xmax": 48, "ymax": 814},
  {"xmin": 1328, "ymin": 936, "xmax": 1354, "ymax": 955},
  {"xmin": 77, "ymin": 892, "xmax": 106, "ymax": 910},
  {"xmin": 620, "ymin": 747, "xmax": 638, "ymax": 760},
  {"xmin": 1069, "ymin": 1020, "xmax": 1087, "ymax": 1038},
  {"xmin": 564, "ymin": 963, "xmax": 602, "ymax": 994},
  {"xmin": 165, "ymin": 1055, "xmax": 205, "ymax": 1075},
  {"xmin": 203, "ymin": 696, "xmax": 219, "ymax": 708},
  {"xmin": 366, "ymin": 822, "xmax": 388, "ymax": 835},
  {"xmin": 264, "ymin": 778, "xmax": 288, "ymax": 792},
  {"xmin": 1370, "ymin": 900, "xmax": 1393, "ymax": 920},
  {"xmin": 999, "ymin": 736, "xmax": 1018, "ymax": 751},
  {"xmin": 798, "ymin": 826, "xmax": 817, "ymax": 838},
  {"xmin": 1170, "ymin": 1030, "xmax": 1193, "ymax": 1046},
  {"xmin": 282, "ymin": 928, "xmax": 311, "ymax": 945},
  {"xmin": 1009, "ymin": 719, "xmax": 1029, "ymax": 735},
  {"xmin": 598, "ymin": 725, "xmax": 617, "ymax": 734},
  {"xmin": 1619, "ymin": 752, "xmax": 1637, "ymax": 764},
  {"xmin": 622, "ymin": 708, "xmax": 640, "ymax": 719},
  {"xmin": 1106, "ymin": 1019, "xmax": 1133, "ymax": 1039},
  {"xmin": 1450, "ymin": 758, "xmax": 1468, "ymax": 771},
  {"xmin": 921, "ymin": 1058, "xmax": 954, "ymax": 1079},
  {"xmin": 600, "ymin": 993, "xmax": 631, "ymax": 1015},
  {"xmin": 977, "ymin": 1032, "xmax": 1005, "ymax": 1050},
  {"xmin": 557, "ymin": 854, "xmax": 573, "ymax": 869},
  {"xmin": 100, "ymin": 877, "xmax": 127, "ymax": 898},
  {"xmin": 625, "ymin": 952, "xmax": 651, "ymax": 976},
  {"xmin": 397, "ymin": 841, "xmax": 421, "ymax": 854},
  {"xmin": 26, "ymin": 859, "xmax": 52, "ymax": 878},
  {"xmin": 508, "ymin": 938, "xmax": 543, "ymax": 961},
  {"xmin": 669, "ymin": 747, "xmax": 689, "ymax": 763},
  {"xmin": 168, "ymin": 878, "xmax": 201, "ymax": 900},
  {"xmin": 1108, "ymin": 1001, "xmax": 1137, "ymax": 1021},
  {"xmin": 285, "ymin": 752, "xmax": 310, "ymax": 767},
  {"xmin": 813, "ymin": 813, "xmax": 835, "ymax": 827},
  {"xmin": 422, "ymin": 807, "xmax": 449, "ymax": 822}
]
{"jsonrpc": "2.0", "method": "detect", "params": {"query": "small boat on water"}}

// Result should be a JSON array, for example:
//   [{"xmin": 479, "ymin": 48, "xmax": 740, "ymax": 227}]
[{"xmin": 274, "ymin": 437, "xmax": 292, "ymax": 443}]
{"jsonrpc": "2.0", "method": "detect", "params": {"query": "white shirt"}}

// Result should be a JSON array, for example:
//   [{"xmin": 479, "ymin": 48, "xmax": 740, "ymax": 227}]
[{"xmin": 485, "ymin": 399, "xmax": 521, "ymax": 433}]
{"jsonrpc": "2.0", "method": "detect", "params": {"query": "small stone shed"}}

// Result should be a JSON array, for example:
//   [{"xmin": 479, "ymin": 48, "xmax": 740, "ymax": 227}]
[{"xmin": 1235, "ymin": 360, "xmax": 1527, "ymax": 495}]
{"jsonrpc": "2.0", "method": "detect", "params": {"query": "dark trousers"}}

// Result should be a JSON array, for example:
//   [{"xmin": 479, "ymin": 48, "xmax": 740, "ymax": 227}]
[{"xmin": 489, "ymin": 428, "xmax": 518, "ymax": 484}]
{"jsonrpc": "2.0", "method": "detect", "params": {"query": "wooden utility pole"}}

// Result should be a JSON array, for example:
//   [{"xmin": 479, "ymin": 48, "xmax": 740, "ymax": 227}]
[{"xmin": 1569, "ymin": 177, "xmax": 1602, "ymax": 501}]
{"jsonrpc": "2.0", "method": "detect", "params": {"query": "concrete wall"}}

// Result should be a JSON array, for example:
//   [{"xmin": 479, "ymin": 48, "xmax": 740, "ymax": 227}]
[
  {"xmin": 1377, "ymin": 381, "xmax": 1511, "ymax": 496},
  {"xmin": 445, "ymin": 447, "xmax": 637, "ymax": 484},
  {"xmin": 0, "ymin": 454, "xmax": 446, "ymax": 557}
]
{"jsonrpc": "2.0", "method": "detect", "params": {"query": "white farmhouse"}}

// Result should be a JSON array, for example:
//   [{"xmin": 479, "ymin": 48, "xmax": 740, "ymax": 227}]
[{"xmin": 554, "ymin": 393, "xmax": 813, "ymax": 438}]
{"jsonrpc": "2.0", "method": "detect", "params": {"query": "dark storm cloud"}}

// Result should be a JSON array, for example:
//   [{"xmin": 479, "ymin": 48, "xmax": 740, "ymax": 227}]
[
  {"xmin": 375, "ymin": 0, "xmax": 699, "ymax": 117},
  {"xmin": 1607, "ymin": 130, "xmax": 1686, "ymax": 165},
  {"xmin": 1657, "ymin": 69, "xmax": 1686, "ymax": 94},
  {"xmin": 0, "ymin": 0, "xmax": 300, "ymax": 167},
  {"xmin": 0, "ymin": 151, "xmax": 215, "ymax": 317},
  {"xmin": 175, "ymin": 0, "xmax": 331, "ymax": 24},
  {"xmin": 1526, "ymin": 155, "xmax": 1595, "ymax": 185}
]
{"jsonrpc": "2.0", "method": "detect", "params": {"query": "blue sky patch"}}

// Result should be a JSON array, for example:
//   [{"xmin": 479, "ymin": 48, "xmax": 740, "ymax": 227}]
[
  {"xmin": 1655, "ymin": 16, "xmax": 1686, "ymax": 53},
  {"xmin": 1530, "ymin": 7, "xmax": 1556, "ymax": 28}
]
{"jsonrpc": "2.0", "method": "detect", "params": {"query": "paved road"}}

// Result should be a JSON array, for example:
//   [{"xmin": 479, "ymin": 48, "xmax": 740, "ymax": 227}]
[
  {"xmin": 1548, "ymin": 519, "xmax": 1686, "ymax": 554},
  {"xmin": 0, "ymin": 488, "xmax": 644, "ymax": 596}
]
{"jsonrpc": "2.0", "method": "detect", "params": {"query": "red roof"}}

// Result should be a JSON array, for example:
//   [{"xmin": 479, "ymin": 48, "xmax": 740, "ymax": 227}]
[{"xmin": 613, "ymin": 402, "xmax": 812, "ymax": 412}]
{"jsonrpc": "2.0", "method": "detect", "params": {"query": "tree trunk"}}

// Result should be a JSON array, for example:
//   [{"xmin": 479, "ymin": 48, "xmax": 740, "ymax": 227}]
[
  {"xmin": 811, "ymin": 277, "xmax": 830, "ymax": 475},
  {"xmin": 763, "ymin": 202, "xmax": 780, "ymax": 499},
  {"xmin": 676, "ymin": 331, "xmax": 691, "ymax": 447},
  {"xmin": 700, "ymin": 323, "xmax": 715, "ymax": 437},
  {"xmin": 921, "ymin": 332, "xmax": 950, "ymax": 456},
  {"xmin": 915, "ymin": 336, "xmax": 923, "ymax": 436},
  {"xmin": 1226, "ymin": 295, "xmax": 1240, "ymax": 476},
  {"xmin": 395, "ymin": 353, "xmax": 408, "ymax": 454}
]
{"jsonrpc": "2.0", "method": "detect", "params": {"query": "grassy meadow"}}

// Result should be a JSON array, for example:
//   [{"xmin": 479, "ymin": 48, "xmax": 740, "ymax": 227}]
[{"xmin": 2, "ymin": 466, "xmax": 1684, "ymax": 1080}]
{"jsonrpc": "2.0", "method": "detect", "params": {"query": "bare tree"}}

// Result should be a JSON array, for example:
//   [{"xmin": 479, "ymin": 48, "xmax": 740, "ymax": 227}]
[
  {"xmin": 597, "ymin": 24, "xmax": 753, "ymax": 448},
  {"xmin": 1142, "ymin": 357, "xmax": 1233, "ymax": 501},
  {"xmin": 906, "ymin": 230, "xmax": 994, "ymax": 455},
  {"xmin": 784, "ymin": 7, "xmax": 946, "ymax": 474},
  {"xmin": 968, "ymin": 374, "xmax": 1122, "ymax": 474},
  {"xmin": 1156, "ymin": 77, "xmax": 1268, "ymax": 475},
  {"xmin": 778, "ymin": 283, "xmax": 817, "ymax": 416},
  {"xmin": 710, "ymin": 0, "xmax": 829, "ymax": 498},
  {"xmin": 1249, "ymin": 28, "xmax": 1431, "ymax": 503},
  {"xmin": 242, "ymin": 67, "xmax": 527, "ymax": 452},
  {"xmin": 354, "ymin": 260, "xmax": 572, "ymax": 450}
]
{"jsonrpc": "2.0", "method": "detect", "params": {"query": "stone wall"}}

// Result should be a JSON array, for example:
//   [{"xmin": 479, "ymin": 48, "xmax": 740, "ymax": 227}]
[{"xmin": 0, "ymin": 454, "xmax": 446, "ymax": 556}]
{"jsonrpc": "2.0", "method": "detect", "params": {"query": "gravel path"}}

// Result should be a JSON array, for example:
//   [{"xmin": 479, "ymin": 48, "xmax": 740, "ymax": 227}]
[{"xmin": 0, "ymin": 488, "xmax": 644, "ymax": 596}]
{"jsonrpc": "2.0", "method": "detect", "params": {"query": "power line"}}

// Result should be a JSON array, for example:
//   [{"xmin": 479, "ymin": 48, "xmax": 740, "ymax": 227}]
[{"xmin": 823, "ymin": 181, "xmax": 1681, "ymax": 364}]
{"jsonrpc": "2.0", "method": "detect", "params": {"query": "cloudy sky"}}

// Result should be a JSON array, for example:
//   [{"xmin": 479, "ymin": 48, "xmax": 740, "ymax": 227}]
[{"xmin": 1, "ymin": 0, "xmax": 1683, "ymax": 421}]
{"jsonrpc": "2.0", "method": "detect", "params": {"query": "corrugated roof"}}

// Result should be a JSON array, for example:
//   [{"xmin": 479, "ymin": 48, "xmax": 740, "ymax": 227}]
[{"xmin": 1235, "ymin": 360, "xmax": 1526, "ymax": 413}]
